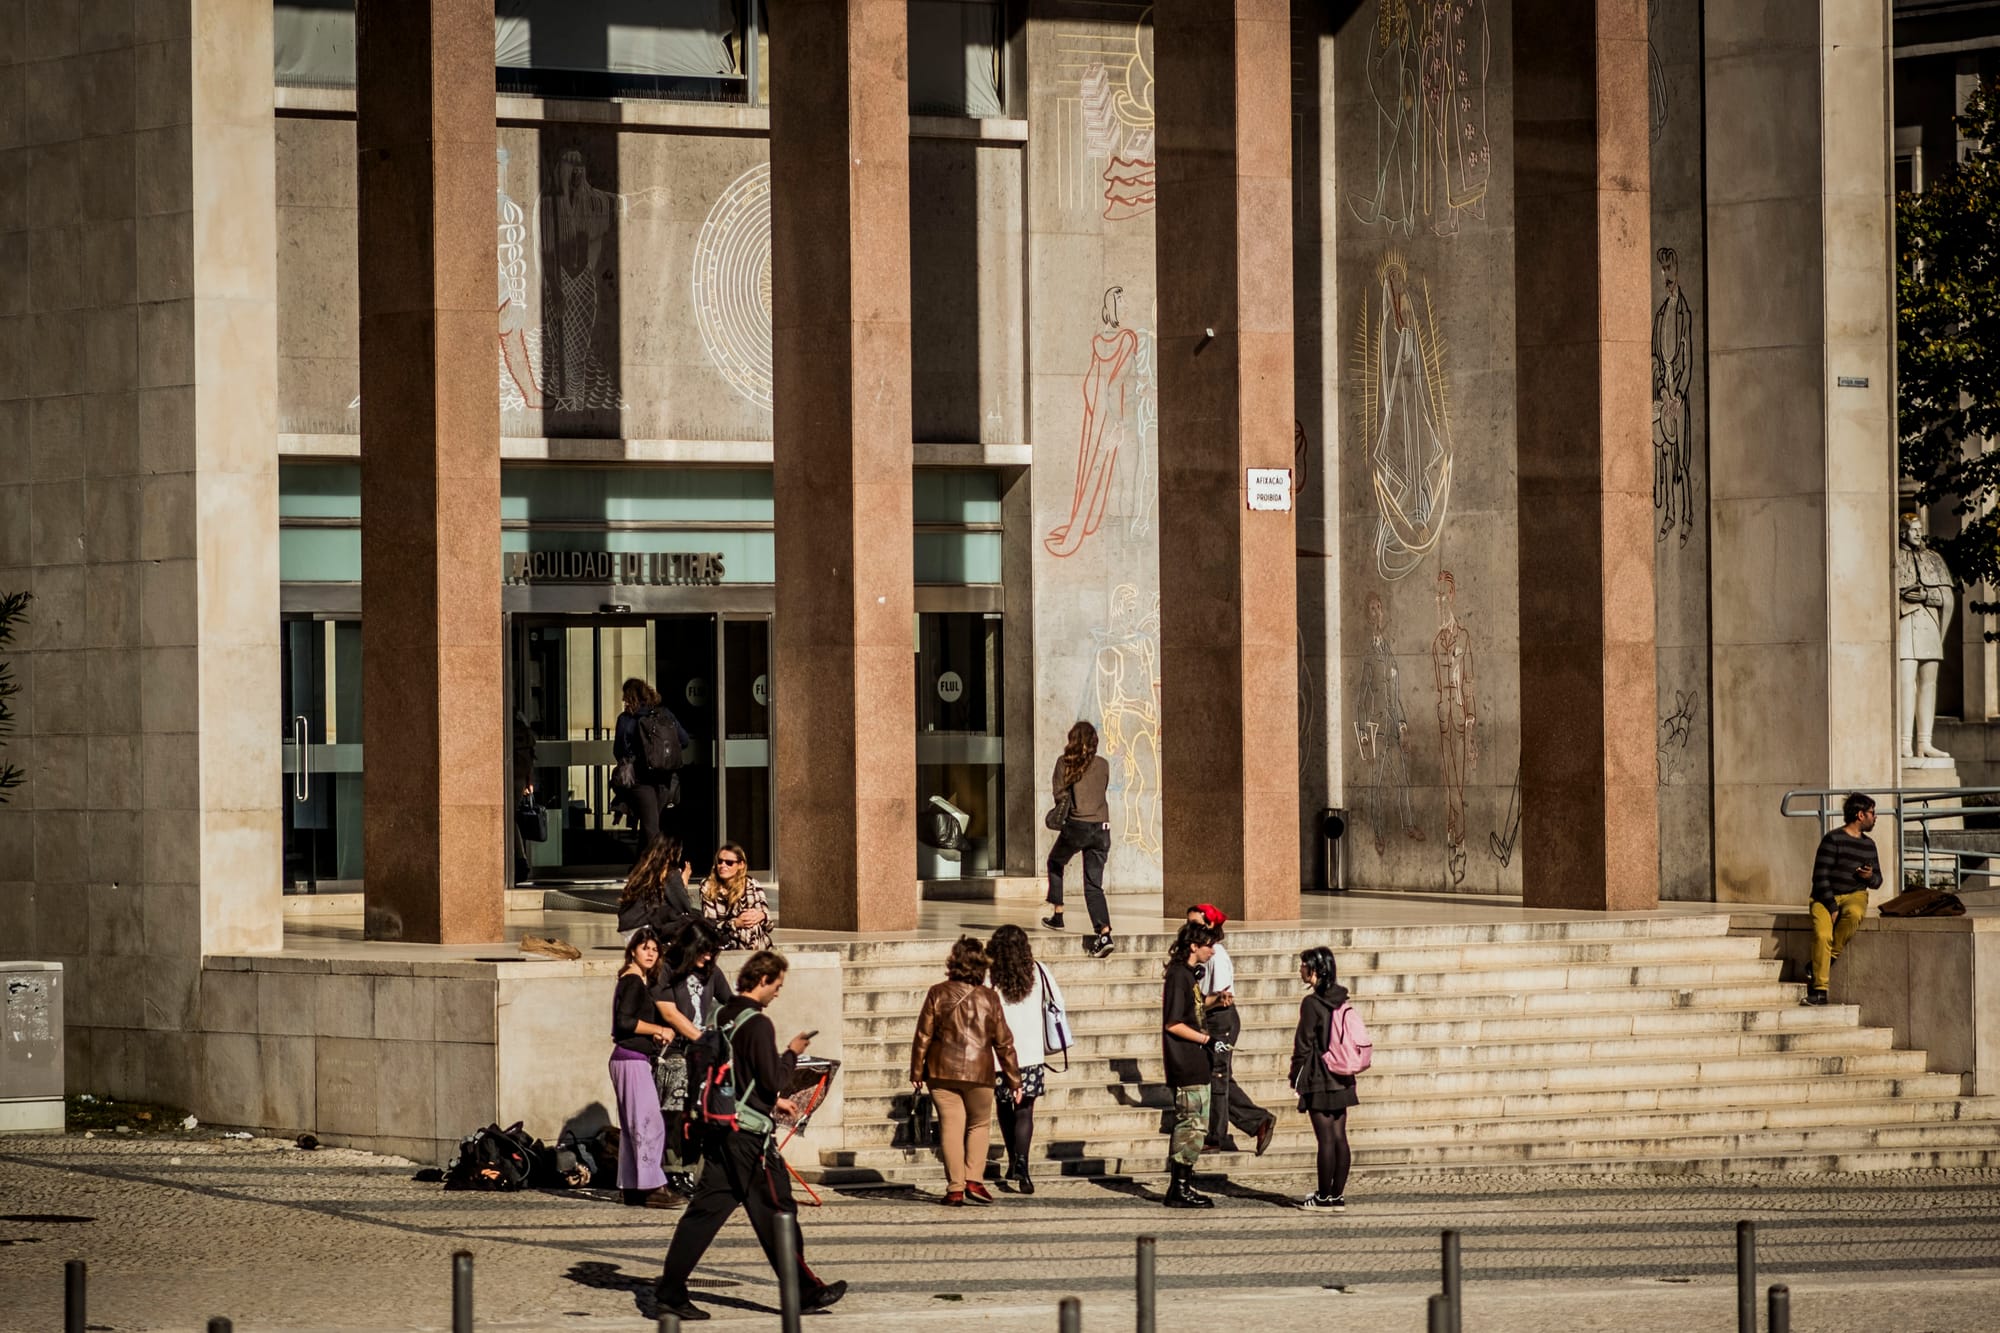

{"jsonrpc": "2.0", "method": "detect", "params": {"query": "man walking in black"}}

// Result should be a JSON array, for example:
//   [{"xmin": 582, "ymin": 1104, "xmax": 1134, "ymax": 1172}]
[
  {"xmin": 654, "ymin": 950, "xmax": 846, "ymax": 1321},
  {"xmin": 1806, "ymin": 792, "xmax": 1883, "ymax": 1006}
]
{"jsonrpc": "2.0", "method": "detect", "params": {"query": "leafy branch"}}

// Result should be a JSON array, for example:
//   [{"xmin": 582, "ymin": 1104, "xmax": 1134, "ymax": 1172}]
[{"xmin": 0, "ymin": 590, "xmax": 28, "ymax": 802}]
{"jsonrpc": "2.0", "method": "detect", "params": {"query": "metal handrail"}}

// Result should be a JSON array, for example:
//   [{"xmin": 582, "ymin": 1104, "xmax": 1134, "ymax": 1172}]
[{"xmin": 1780, "ymin": 785, "xmax": 2000, "ymax": 893}]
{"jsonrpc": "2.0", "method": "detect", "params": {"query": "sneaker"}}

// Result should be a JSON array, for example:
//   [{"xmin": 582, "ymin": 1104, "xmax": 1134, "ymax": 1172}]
[
  {"xmin": 804, "ymin": 1280, "xmax": 849, "ymax": 1311},
  {"xmin": 1040, "ymin": 914, "xmax": 1066, "ymax": 931},
  {"xmin": 1804, "ymin": 988, "xmax": 1829, "ymax": 1006},
  {"xmin": 1089, "ymin": 932, "xmax": 1116, "ymax": 958},
  {"xmin": 1300, "ymin": 1192, "xmax": 1347, "ymax": 1212},
  {"xmin": 964, "ymin": 1181, "xmax": 995, "ymax": 1205},
  {"xmin": 1254, "ymin": 1117, "xmax": 1277, "ymax": 1158},
  {"xmin": 664, "ymin": 1171, "xmax": 697, "ymax": 1197}
]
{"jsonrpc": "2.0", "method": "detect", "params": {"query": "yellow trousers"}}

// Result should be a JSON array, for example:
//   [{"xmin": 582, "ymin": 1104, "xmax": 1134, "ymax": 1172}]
[{"xmin": 1810, "ymin": 890, "xmax": 1869, "ymax": 990}]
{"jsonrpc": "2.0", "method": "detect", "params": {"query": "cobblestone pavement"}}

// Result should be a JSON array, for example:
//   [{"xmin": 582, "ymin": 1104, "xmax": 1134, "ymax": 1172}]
[{"xmin": 4, "ymin": 1136, "xmax": 2000, "ymax": 1330}]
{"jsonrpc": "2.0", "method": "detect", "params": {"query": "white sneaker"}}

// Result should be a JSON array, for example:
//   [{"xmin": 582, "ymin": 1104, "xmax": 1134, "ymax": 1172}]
[{"xmin": 1299, "ymin": 1193, "xmax": 1347, "ymax": 1212}]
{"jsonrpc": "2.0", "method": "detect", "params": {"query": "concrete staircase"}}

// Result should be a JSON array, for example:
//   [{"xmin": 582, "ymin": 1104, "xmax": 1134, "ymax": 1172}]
[{"xmin": 807, "ymin": 914, "xmax": 2000, "ymax": 1186}]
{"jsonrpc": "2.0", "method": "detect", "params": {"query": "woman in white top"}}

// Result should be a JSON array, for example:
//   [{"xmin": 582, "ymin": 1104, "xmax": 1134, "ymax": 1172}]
[{"xmin": 986, "ymin": 924, "xmax": 1067, "ymax": 1194}]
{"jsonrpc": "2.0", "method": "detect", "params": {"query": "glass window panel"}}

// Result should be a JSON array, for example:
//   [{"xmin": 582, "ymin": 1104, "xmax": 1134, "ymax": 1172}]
[
  {"xmin": 275, "ymin": 0, "xmax": 356, "ymax": 88},
  {"xmin": 908, "ymin": 0, "xmax": 1004, "ymax": 118},
  {"xmin": 916, "ymin": 612, "xmax": 1000, "ymax": 735},
  {"xmin": 279, "ymin": 461, "xmax": 361, "ymax": 519},
  {"xmin": 501, "ymin": 465, "xmax": 774, "ymax": 523},
  {"xmin": 914, "ymin": 531, "xmax": 1002, "ymax": 585},
  {"xmin": 495, "ymin": 0, "xmax": 739, "ymax": 77},
  {"xmin": 913, "ymin": 468, "xmax": 1001, "ymax": 523},
  {"xmin": 501, "ymin": 530, "xmax": 775, "ymax": 583},
  {"xmin": 279, "ymin": 528, "xmax": 361, "ymax": 583}
]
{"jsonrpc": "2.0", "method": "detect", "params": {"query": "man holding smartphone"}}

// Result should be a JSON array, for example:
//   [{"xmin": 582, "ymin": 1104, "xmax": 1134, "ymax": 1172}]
[
  {"xmin": 655, "ymin": 950, "xmax": 847, "ymax": 1321},
  {"xmin": 1806, "ymin": 793, "xmax": 1883, "ymax": 1006}
]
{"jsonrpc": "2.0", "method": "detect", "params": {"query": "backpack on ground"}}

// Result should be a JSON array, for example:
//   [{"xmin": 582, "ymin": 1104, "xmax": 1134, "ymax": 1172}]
[
  {"xmin": 683, "ymin": 1008, "xmax": 775, "ymax": 1139},
  {"xmin": 1321, "ymin": 1001, "xmax": 1374, "ymax": 1077},
  {"xmin": 444, "ymin": 1121, "xmax": 543, "ymax": 1191},
  {"xmin": 1879, "ymin": 886, "xmax": 1967, "ymax": 917},
  {"xmin": 635, "ymin": 706, "xmax": 686, "ymax": 775}
]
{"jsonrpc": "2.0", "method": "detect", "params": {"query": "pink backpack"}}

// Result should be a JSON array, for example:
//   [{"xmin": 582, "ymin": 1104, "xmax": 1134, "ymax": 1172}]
[{"xmin": 1321, "ymin": 1001, "xmax": 1374, "ymax": 1076}]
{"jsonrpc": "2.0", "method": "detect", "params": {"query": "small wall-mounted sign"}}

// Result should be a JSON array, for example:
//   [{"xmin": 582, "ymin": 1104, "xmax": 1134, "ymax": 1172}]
[
  {"xmin": 504, "ymin": 551, "xmax": 725, "ymax": 586},
  {"xmin": 1836, "ymin": 375, "xmax": 1870, "ymax": 389},
  {"xmin": 937, "ymin": 670, "xmax": 964, "ymax": 704},
  {"xmin": 1247, "ymin": 468, "xmax": 1293, "ymax": 512}
]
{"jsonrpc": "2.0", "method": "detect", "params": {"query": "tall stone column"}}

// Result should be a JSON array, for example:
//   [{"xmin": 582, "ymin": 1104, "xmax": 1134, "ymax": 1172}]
[
  {"xmin": 356, "ymin": 0, "xmax": 504, "ymax": 943},
  {"xmin": 1513, "ymin": 0, "xmax": 1660, "ymax": 909},
  {"xmin": 1704, "ymin": 1, "xmax": 1896, "ymax": 901},
  {"xmin": 768, "ymin": 0, "xmax": 917, "ymax": 931},
  {"xmin": 1153, "ymin": 0, "xmax": 1299, "ymax": 921}
]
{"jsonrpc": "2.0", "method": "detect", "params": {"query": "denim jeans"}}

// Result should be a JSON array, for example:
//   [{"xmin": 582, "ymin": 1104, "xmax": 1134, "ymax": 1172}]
[{"xmin": 1047, "ymin": 818, "xmax": 1112, "ymax": 931}]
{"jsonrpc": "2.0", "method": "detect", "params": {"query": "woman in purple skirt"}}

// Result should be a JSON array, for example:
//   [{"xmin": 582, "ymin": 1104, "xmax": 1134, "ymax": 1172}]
[{"xmin": 610, "ymin": 926, "xmax": 682, "ymax": 1207}]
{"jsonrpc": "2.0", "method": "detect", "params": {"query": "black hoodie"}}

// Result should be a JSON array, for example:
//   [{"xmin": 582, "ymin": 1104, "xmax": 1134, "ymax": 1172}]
[{"xmin": 1289, "ymin": 984, "xmax": 1361, "ymax": 1106}]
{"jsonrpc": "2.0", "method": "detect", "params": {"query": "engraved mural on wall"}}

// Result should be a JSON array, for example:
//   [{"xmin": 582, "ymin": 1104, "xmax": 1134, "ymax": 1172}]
[
  {"xmin": 1657, "ymin": 688, "xmax": 1697, "ymax": 782},
  {"xmin": 1490, "ymin": 768, "xmax": 1520, "ymax": 867},
  {"xmin": 1354, "ymin": 256, "xmax": 1454, "ymax": 582},
  {"xmin": 1432, "ymin": 570, "xmax": 1477, "ymax": 887},
  {"xmin": 538, "ymin": 148, "xmax": 624, "ymax": 411},
  {"xmin": 1052, "ymin": 7, "xmax": 1156, "ymax": 222},
  {"xmin": 1652, "ymin": 245, "xmax": 1695, "ymax": 547},
  {"xmin": 691, "ymin": 162, "xmax": 775, "ymax": 412},
  {"xmin": 1088, "ymin": 582, "xmax": 1163, "ymax": 863},
  {"xmin": 1348, "ymin": 0, "xmax": 1492, "ymax": 239},
  {"xmin": 1047, "ymin": 286, "xmax": 1157, "ymax": 558},
  {"xmin": 1355, "ymin": 590, "xmax": 1424, "ymax": 854}
]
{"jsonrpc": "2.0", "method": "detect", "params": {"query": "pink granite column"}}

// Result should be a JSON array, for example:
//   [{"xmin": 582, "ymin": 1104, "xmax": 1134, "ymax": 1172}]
[
  {"xmin": 356, "ymin": 0, "xmax": 505, "ymax": 942},
  {"xmin": 1153, "ymin": 0, "xmax": 1300, "ymax": 921},
  {"xmin": 768, "ymin": 0, "xmax": 917, "ymax": 931},
  {"xmin": 1514, "ymin": 0, "xmax": 1659, "ymax": 909}
]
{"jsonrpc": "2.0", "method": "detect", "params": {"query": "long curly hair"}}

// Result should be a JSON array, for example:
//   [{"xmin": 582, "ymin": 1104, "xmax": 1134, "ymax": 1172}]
[
  {"xmin": 620, "ymin": 835, "xmax": 685, "ymax": 910},
  {"xmin": 701, "ymin": 841, "xmax": 752, "ymax": 912},
  {"xmin": 987, "ymin": 924, "xmax": 1036, "ymax": 1004},
  {"xmin": 1057, "ymin": 720, "xmax": 1098, "ymax": 791},
  {"xmin": 945, "ymin": 935, "xmax": 990, "ymax": 984}
]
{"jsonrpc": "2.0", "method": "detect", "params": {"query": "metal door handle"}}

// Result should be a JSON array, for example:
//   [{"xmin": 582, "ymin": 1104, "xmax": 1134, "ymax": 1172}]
[{"xmin": 293, "ymin": 714, "xmax": 308, "ymax": 802}]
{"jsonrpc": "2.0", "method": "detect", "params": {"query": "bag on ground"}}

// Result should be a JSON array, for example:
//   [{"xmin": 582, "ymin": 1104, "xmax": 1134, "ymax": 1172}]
[
  {"xmin": 444, "ymin": 1121, "xmax": 544, "ymax": 1191},
  {"xmin": 1321, "ymin": 1001, "xmax": 1374, "ymax": 1076},
  {"xmin": 1878, "ymin": 886, "xmax": 1967, "ymax": 917}
]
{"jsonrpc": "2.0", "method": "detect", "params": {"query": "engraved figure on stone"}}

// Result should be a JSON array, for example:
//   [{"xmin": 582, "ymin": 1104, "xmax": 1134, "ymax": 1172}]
[
  {"xmin": 1349, "ymin": 0, "xmax": 1421, "ymax": 234},
  {"xmin": 1047, "ymin": 287, "xmax": 1145, "ymax": 558},
  {"xmin": 496, "ymin": 148, "xmax": 546, "ymax": 412},
  {"xmin": 1093, "ymin": 582, "xmax": 1163, "ymax": 861},
  {"xmin": 1652, "ymin": 246, "xmax": 1694, "ymax": 547},
  {"xmin": 1432, "ymin": 571, "xmax": 1477, "ymax": 886},
  {"xmin": 539, "ymin": 148, "xmax": 620, "ymax": 411},
  {"xmin": 1355, "ymin": 591, "xmax": 1422, "ymax": 854},
  {"xmin": 1419, "ymin": 0, "xmax": 1490, "ymax": 237},
  {"xmin": 1364, "ymin": 261, "xmax": 1453, "ymax": 581},
  {"xmin": 1897, "ymin": 513, "xmax": 1956, "ymax": 760}
]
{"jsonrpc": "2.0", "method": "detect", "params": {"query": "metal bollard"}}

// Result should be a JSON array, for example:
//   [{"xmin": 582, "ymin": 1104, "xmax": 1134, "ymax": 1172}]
[
  {"xmin": 1427, "ymin": 1293, "xmax": 1453, "ymax": 1333},
  {"xmin": 1736, "ymin": 1221, "xmax": 1757, "ymax": 1333},
  {"xmin": 452, "ymin": 1251, "xmax": 473, "ymax": 1333},
  {"xmin": 1768, "ymin": 1283, "xmax": 1791, "ymax": 1333},
  {"xmin": 1059, "ymin": 1296, "xmax": 1082, "ymax": 1333},
  {"xmin": 1136, "ymin": 1236, "xmax": 1156, "ymax": 1333},
  {"xmin": 65, "ymin": 1260, "xmax": 85, "ymax": 1333},
  {"xmin": 774, "ymin": 1215, "xmax": 803, "ymax": 1333},
  {"xmin": 1440, "ymin": 1230, "xmax": 1463, "ymax": 1333},
  {"xmin": 207, "ymin": 1320, "xmax": 233, "ymax": 1333},
  {"xmin": 657, "ymin": 1313, "xmax": 681, "ymax": 1333}
]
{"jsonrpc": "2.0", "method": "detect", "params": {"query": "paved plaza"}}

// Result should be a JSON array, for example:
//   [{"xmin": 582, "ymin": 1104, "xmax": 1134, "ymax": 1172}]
[{"xmin": 4, "ymin": 1133, "xmax": 1999, "ymax": 1330}]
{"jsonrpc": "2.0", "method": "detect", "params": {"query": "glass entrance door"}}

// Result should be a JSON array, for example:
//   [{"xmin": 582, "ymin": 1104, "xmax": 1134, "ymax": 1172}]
[
  {"xmin": 513, "ymin": 613, "xmax": 772, "ymax": 881},
  {"xmin": 281, "ymin": 616, "xmax": 363, "ymax": 892}
]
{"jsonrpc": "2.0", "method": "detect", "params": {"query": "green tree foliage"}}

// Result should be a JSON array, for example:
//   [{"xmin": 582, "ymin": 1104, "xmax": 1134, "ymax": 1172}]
[
  {"xmin": 1900, "ymin": 82, "xmax": 2000, "ymax": 585},
  {"xmin": 0, "ymin": 591, "xmax": 28, "ymax": 802}
]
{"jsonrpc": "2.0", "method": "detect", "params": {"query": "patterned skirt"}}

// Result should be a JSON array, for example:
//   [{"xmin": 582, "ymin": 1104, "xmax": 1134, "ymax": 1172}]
[{"xmin": 999, "ymin": 1062, "xmax": 1047, "ymax": 1103}]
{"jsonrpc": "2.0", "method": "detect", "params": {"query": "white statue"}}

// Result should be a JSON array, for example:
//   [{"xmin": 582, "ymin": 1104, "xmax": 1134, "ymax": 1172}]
[{"xmin": 1897, "ymin": 513, "xmax": 1956, "ymax": 760}]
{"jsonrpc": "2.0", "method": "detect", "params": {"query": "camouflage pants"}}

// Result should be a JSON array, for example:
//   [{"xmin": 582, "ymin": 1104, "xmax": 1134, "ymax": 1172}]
[{"xmin": 1170, "ymin": 1085, "xmax": 1211, "ymax": 1168}]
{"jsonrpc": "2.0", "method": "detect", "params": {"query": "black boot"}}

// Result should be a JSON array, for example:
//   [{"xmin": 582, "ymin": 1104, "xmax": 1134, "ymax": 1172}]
[
  {"xmin": 1164, "ymin": 1162, "xmax": 1214, "ymax": 1209},
  {"xmin": 1015, "ymin": 1155, "xmax": 1035, "ymax": 1196}
]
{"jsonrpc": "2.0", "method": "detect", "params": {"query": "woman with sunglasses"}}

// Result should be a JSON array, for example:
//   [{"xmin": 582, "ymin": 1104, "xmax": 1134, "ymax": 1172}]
[{"xmin": 699, "ymin": 841, "xmax": 773, "ymax": 951}]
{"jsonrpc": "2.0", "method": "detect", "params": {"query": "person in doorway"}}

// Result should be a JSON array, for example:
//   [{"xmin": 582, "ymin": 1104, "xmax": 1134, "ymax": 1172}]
[
  {"xmin": 652, "ymin": 919, "xmax": 733, "ymax": 1197},
  {"xmin": 909, "ymin": 937, "xmax": 1022, "ymax": 1205},
  {"xmin": 512, "ymin": 706, "xmax": 539, "ymax": 883},
  {"xmin": 1290, "ymin": 946, "xmax": 1360, "ymax": 1212},
  {"xmin": 1186, "ymin": 904, "xmax": 1276, "ymax": 1157},
  {"xmin": 655, "ymin": 950, "xmax": 847, "ymax": 1321},
  {"xmin": 1043, "ymin": 721, "xmax": 1117, "ymax": 958},
  {"xmin": 699, "ymin": 841, "xmax": 773, "ymax": 951},
  {"xmin": 619, "ymin": 835, "xmax": 695, "ymax": 941},
  {"xmin": 986, "ymin": 924, "xmax": 1065, "ymax": 1194},
  {"xmin": 1807, "ymin": 793, "xmax": 1883, "ymax": 1005},
  {"xmin": 1161, "ymin": 921, "xmax": 1220, "ymax": 1208},
  {"xmin": 609, "ymin": 926, "xmax": 685, "ymax": 1209},
  {"xmin": 613, "ymin": 677, "xmax": 691, "ymax": 858}
]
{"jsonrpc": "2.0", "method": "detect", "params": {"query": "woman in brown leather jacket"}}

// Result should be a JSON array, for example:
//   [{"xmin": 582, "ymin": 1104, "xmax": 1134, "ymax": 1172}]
[{"xmin": 910, "ymin": 936, "xmax": 1022, "ymax": 1205}]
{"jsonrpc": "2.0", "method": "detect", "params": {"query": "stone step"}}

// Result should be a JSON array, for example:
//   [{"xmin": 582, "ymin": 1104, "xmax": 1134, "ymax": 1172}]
[
  {"xmin": 830, "ymin": 1042, "xmax": 1933, "ymax": 1096},
  {"xmin": 800, "ymin": 914, "xmax": 1737, "ymax": 964},
  {"xmin": 832, "ymin": 1071, "xmax": 1971, "ymax": 1131},
  {"xmin": 813, "ymin": 1114, "xmax": 2000, "ymax": 1181},
  {"xmin": 841, "ymin": 975, "xmax": 1806, "ymax": 1016},
  {"xmin": 840, "ymin": 997, "xmax": 1858, "ymax": 1045}
]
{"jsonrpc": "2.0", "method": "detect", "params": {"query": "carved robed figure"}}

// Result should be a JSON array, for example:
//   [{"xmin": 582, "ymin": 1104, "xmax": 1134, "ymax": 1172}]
[{"xmin": 1897, "ymin": 514, "xmax": 1956, "ymax": 760}]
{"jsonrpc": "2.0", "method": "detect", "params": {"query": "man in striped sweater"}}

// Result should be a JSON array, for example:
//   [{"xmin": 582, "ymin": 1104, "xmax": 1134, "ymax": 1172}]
[{"xmin": 1807, "ymin": 793, "xmax": 1883, "ymax": 1005}]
